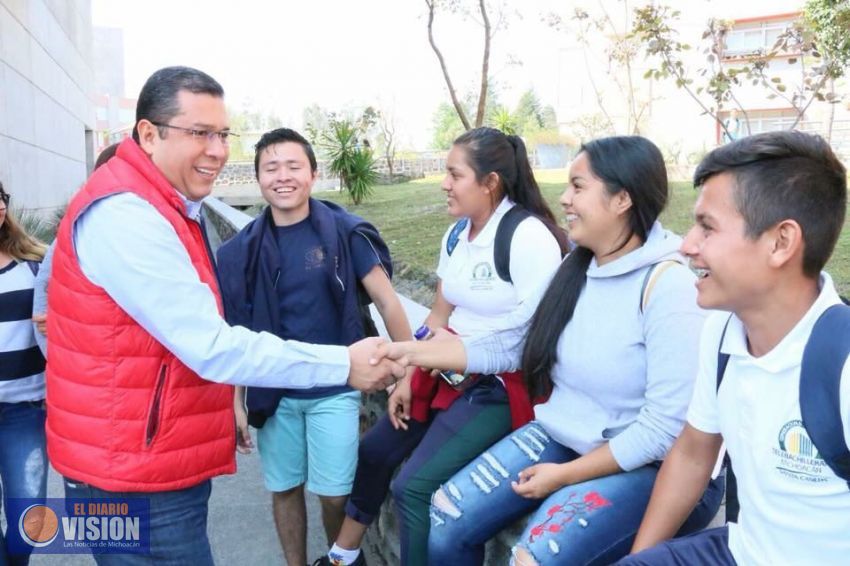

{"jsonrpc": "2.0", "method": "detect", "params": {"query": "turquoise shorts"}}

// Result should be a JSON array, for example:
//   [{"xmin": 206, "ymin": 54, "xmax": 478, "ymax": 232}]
[{"xmin": 257, "ymin": 390, "xmax": 361, "ymax": 496}]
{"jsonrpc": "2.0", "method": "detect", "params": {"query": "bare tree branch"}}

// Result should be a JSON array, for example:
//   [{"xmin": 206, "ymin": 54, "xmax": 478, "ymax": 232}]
[
  {"xmin": 475, "ymin": 0, "xmax": 492, "ymax": 127},
  {"xmin": 425, "ymin": 0, "xmax": 472, "ymax": 130}
]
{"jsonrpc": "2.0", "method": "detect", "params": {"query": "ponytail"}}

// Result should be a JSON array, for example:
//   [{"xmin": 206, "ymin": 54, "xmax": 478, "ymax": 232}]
[
  {"xmin": 506, "ymin": 135, "xmax": 568, "ymax": 255},
  {"xmin": 453, "ymin": 127, "xmax": 568, "ymax": 255}
]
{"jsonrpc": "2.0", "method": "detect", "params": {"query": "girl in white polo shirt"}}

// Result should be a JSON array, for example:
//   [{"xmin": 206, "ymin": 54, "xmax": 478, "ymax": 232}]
[{"xmin": 318, "ymin": 128, "xmax": 567, "ymax": 566}]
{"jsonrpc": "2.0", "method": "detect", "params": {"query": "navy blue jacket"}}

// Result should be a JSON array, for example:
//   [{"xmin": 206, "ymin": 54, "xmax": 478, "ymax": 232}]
[{"xmin": 216, "ymin": 198, "xmax": 392, "ymax": 427}]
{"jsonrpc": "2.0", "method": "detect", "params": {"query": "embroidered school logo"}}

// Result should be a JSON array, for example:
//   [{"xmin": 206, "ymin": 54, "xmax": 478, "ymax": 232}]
[
  {"xmin": 470, "ymin": 262, "xmax": 494, "ymax": 291},
  {"xmin": 305, "ymin": 246, "xmax": 325, "ymax": 270},
  {"xmin": 773, "ymin": 419, "xmax": 828, "ymax": 483},
  {"xmin": 18, "ymin": 504, "xmax": 60, "ymax": 547},
  {"xmin": 472, "ymin": 262, "xmax": 493, "ymax": 280}
]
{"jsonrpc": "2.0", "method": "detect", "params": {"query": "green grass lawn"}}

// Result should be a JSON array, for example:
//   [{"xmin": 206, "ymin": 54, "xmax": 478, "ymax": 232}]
[{"xmin": 319, "ymin": 170, "xmax": 850, "ymax": 295}]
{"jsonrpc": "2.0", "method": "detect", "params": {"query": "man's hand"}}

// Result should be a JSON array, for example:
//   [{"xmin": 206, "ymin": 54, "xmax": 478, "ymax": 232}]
[
  {"xmin": 32, "ymin": 313, "xmax": 47, "ymax": 336},
  {"xmin": 511, "ymin": 463, "xmax": 568, "ymax": 499},
  {"xmin": 348, "ymin": 337, "xmax": 406, "ymax": 393},
  {"xmin": 387, "ymin": 369, "xmax": 414, "ymax": 430}
]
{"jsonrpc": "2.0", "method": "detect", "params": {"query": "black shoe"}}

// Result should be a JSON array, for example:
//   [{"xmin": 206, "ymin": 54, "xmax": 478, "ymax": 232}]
[{"xmin": 311, "ymin": 552, "xmax": 367, "ymax": 566}]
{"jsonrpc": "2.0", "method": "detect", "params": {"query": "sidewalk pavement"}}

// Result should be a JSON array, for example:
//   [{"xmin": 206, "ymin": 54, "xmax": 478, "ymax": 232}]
[{"xmin": 29, "ymin": 447, "xmax": 375, "ymax": 565}]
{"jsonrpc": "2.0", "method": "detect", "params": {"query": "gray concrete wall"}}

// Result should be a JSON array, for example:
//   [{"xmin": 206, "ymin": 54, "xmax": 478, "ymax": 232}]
[{"xmin": 0, "ymin": 0, "xmax": 96, "ymax": 216}]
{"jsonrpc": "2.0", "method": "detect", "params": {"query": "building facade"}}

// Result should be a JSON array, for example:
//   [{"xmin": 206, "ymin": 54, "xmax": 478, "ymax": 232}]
[
  {"xmin": 0, "ymin": 0, "xmax": 96, "ymax": 215},
  {"xmin": 552, "ymin": 0, "xmax": 849, "ymax": 164}
]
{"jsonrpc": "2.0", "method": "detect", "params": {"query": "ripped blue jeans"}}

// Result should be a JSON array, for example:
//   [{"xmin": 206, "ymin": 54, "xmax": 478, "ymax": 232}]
[
  {"xmin": 428, "ymin": 422, "xmax": 724, "ymax": 565},
  {"xmin": 0, "ymin": 401, "xmax": 47, "ymax": 566}
]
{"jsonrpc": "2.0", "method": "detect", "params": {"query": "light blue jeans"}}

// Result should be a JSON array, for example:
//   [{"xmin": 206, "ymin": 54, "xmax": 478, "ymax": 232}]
[
  {"xmin": 428, "ymin": 422, "xmax": 724, "ymax": 565},
  {"xmin": 0, "ymin": 401, "xmax": 47, "ymax": 566}
]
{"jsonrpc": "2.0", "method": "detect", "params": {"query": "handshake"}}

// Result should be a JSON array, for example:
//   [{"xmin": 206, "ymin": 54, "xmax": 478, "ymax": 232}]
[
  {"xmin": 345, "ymin": 337, "xmax": 410, "ymax": 393},
  {"xmin": 345, "ymin": 329, "xmax": 464, "ymax": 393}
]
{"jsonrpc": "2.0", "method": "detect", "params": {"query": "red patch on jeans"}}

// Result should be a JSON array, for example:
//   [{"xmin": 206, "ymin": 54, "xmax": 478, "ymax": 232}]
[{"xmin": 527, "ymin": 491, "xmax": 612, "ymax": 543}]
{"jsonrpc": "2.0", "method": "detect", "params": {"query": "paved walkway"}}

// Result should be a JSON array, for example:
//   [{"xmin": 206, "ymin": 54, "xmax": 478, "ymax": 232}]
[{"xmin": 29, "ymin": 449, "xmax": 343, "ymax": 565}]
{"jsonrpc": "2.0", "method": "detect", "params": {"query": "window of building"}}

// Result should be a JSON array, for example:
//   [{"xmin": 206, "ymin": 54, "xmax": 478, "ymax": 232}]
[
  {"xmin": 723, "ymin": 19, "xmax": 796, "ymax": 57},
  {"xmin": 716, "ymin": 108, "xmax": 800, "ymax": 143}
]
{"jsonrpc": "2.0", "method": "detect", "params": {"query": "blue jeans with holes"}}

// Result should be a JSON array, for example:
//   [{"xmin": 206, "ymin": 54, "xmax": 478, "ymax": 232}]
[
  {"xmin": 428, "ymin": 422, "xmax": 724, "ymax": 566},
  {"xmin": 0, "ymin": 401, "xmax": 47, "ymax": 566},
  {"xmin": 63, "ymin": 478, "xmax": 214, "ymax": 566}
]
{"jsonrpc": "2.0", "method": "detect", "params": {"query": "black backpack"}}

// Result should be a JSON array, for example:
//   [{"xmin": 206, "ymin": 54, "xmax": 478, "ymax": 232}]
[
  {"xmin": 717, "ymin": 304, "xmax": 850, "ymax": 523},
  {"xmin": 445, "ymin": 206, "xmax": 531, "ymax": 283}
]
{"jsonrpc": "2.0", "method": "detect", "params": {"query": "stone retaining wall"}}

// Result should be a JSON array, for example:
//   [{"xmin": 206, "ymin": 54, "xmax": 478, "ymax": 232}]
[{"xmin": 213, "ymin": 154, "xmax": 448, "ymax": 188}]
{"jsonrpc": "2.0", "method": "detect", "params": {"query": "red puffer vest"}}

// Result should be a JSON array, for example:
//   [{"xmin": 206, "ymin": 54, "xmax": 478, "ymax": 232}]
[{"xmin": 46, "ymin": 138, "xmax": 235, "ymax": 492}]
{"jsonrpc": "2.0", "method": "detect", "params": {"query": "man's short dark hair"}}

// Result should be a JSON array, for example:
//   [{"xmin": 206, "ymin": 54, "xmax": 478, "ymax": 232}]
[
  {"xmin": 133, "ymin": 66, "xmax": 224, "ymax": 143},
  {"xmin": 253, "ymin": 128, "xmax": 318, "ymax": 178},
  {"xmin": 694, "ymin": 130, "xmax": 847, "ymax": 277}
]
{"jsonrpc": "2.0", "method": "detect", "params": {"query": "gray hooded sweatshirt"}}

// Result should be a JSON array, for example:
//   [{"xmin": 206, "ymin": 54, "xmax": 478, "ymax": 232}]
[{"xmin": 464, "ymin": 222, "xmax": 706, "ymax": 471}]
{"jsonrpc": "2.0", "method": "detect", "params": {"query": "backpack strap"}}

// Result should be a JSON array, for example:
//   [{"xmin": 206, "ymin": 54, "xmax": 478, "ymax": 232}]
[
  {"xmin": 715, "ymin": 315, "xmax": 734, "ymax": 392},
  {"xmin": 639, "ymin": 260, "xmax": 679, "ymax": 314},
  {"xmin": 714, "ymin": 314, "xmax": 736, "ymax": 522},
  {"xmin": 446, "ymin": 218, "xmax": 468, "ymax": 257},
  {"xmin": 800, "ymin": 304, "xmax": 850, "ymax": 488},
  {"xmin": 494, "ymin": 206, "xmax": 531, "ymax": 283}
]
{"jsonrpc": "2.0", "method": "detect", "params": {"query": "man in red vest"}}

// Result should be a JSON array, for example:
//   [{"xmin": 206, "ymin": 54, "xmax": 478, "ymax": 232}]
[{"xmin": 45, "ymin": 66, "xmax": 403, "ymax": 565}]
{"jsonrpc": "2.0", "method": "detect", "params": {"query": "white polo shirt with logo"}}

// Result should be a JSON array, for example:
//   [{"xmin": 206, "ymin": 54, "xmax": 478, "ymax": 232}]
[
  {"xmin": 437, "ymin": 197, "xmax": 562, "ymax": 337},
  {"xmin": 687, "ymin": 273, "xmax": 850, "ymax": 565}
]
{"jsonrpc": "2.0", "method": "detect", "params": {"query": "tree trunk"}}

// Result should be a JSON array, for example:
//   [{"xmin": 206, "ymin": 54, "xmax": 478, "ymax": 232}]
[
  {"xmin": 425, "ymin": 0, "xmax": 471, "ymax": 130},
  {"xmin": 475, "ymin": 0, "xmax": 491, "ymax": 127}
]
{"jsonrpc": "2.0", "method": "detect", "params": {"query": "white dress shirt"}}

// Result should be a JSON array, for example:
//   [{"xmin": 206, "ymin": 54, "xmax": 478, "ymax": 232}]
[{"xmin": 72, "ymin": 191, "xmax": 350, "ymax": 388}]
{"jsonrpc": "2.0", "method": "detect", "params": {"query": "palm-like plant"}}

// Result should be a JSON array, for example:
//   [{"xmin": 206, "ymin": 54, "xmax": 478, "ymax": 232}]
[
  {"xmin": 491, "ymin": 107, "xmax": 518, "ymax": 135},
  {"xmin": 321, "ymin": 119, "xmax": 378, "ymax": 205}
]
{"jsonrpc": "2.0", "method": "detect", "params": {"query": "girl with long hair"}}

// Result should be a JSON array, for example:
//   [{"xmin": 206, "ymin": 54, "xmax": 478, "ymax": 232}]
[{"xmin": 0, "ymin": 181, "xmax": 48, "ymax": 566}]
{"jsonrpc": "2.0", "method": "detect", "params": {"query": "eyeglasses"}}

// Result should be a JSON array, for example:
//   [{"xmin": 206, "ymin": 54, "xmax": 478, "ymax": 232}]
[
  {"xmin": 0, "ymin": 193, "xmax": 9, "ymax": 208},
  {"xmin": 150, "ymin": 122, "xmax": 238, "ymax": 145}
]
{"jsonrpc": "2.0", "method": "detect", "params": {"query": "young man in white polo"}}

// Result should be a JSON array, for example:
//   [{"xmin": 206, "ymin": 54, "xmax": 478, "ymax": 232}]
[{"xmin": 620, "ymin": 131, "xmax": 849, "ymax": 565}]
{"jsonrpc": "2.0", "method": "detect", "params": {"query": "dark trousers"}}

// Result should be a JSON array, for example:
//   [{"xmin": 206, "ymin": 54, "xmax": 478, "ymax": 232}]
[
  {"xmin": 345, "ymin": 377, "xmax": 511, "ymax": 566},
  {"xmin": 617, "ymin": 527, "xmax": 737, "ymax": 566}
]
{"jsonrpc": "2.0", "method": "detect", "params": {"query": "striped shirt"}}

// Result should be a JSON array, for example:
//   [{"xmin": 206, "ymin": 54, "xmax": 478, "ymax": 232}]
[{"xmin": 0, "ymin": 260, "xmax": 45, "ymax": 402}]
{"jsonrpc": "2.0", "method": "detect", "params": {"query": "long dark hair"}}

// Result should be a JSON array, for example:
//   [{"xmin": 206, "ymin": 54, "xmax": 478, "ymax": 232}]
[
  {"xmin": 521, "ymin": 136, "xmax": 668, "ymax": 398},
  {"xmin": 453, "ymin": 127, "xmax": 569, "ymax": 254}
]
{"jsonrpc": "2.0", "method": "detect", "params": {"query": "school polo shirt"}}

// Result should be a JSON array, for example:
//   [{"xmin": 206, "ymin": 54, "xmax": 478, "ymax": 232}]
[
  {"xmin": 436, "ymin": 197, "xmax": 562, "ymax": 337},
  {"xmin": 687, "ymin": 273, "xmax": 850, "ymax": 565}
]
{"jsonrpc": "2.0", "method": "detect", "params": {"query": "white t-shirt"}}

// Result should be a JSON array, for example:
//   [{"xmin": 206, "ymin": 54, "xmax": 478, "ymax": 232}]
[
  {"xmin": 436, "ymin": 198, "xmax": 562, "ymax": 337},
  {"xmin": 688, "ymin": 273, "xmax": 850, "ymax": 566}
]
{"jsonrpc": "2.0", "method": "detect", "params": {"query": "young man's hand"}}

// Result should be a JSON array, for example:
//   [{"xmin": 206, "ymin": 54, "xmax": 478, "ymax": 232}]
[{"xmin": 234, "ymin": 391, "xmax": 253, "ymax": 455}]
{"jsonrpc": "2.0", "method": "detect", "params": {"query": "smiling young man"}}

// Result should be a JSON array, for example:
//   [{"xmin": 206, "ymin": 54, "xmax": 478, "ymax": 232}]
[
  {"xmin": 46, "ymin": 69, "xmax": 403, "ymax": 565},
  {"xmin": 618, "ymin": 131, "xmax": 849, "ymax": 565},
  {"xmin": 216, "ymin": 128, "xmax": 413, "ymax": 566}
]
